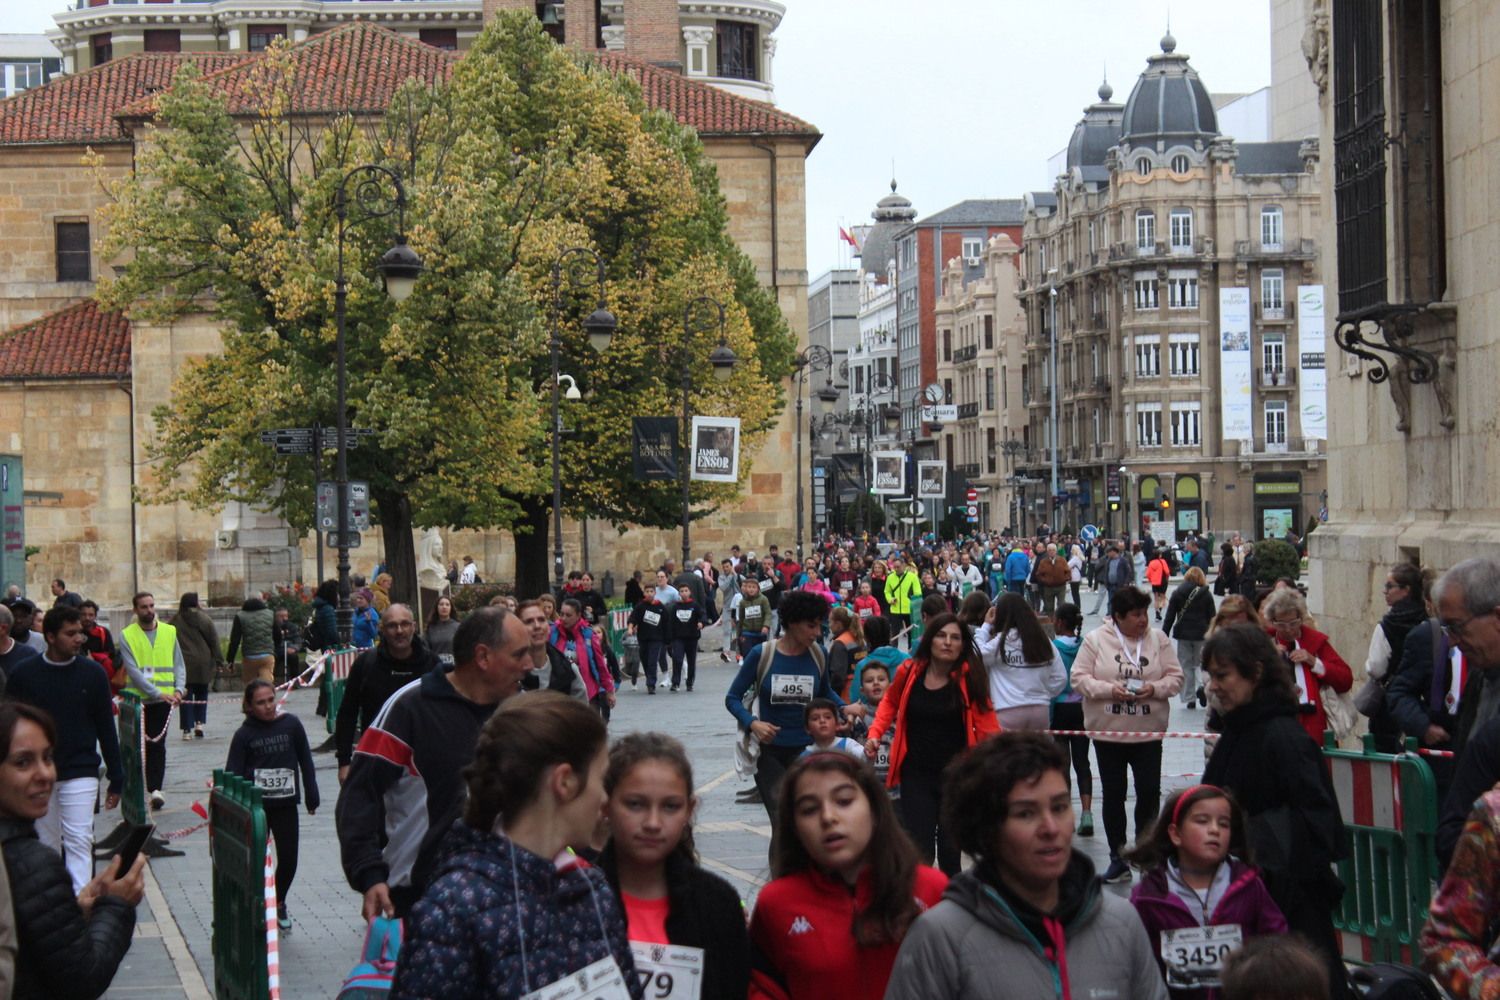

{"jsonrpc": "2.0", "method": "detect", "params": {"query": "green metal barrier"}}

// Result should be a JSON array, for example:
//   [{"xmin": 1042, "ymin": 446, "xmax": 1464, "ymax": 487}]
[
  {"xmin": 908, "ymin": 606, "xmax": 923, "ymax": 645},
  {"xmin": 211, "ymin": 769, "xmax": 272, "ymax": 1000},
  {"xmin": 116, "ymin": 693, "xmax": 148, "ymax": 827},
  {"xmin": 1323, "ymin": 733, "xmax": 1440, "ymax": 966}
]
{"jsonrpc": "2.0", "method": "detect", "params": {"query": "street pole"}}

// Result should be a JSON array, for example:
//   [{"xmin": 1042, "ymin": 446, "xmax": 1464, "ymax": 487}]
[
  {"xmin": 1048, "ymin": 276, "xmax": 1059, "ymax": 509},
  {"xmin": 333, "ymin": 164, "xmax": 420, "ymax": 644},
  {"xmin": 794, "ymin": 376, "xmax": 804, "ymax": 559},
  {"xmin": 681, "ymin": 297, "xmax": 736, "ymax": 571},
  {"xmin": 550, "ymin": 248, "xmax": 616, "ymax": 595},
  {"xmin": 312, "ymin": 421, "xmax": 324, "ymax": 585},
  {"xmin": 791, "ymin": 347, "xmax": 838, "ymax": 560}
]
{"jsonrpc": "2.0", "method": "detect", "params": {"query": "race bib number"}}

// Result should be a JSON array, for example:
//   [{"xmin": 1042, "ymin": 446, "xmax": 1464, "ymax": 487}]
[
  {"xmin": 873, "ymin": 741, "xmax": 891, "ymax": 772},
  {"xmin": 629, "ymin": 942, "xmax": 704, "ymax": 1000},
  {"xmin": 253, "ymin": 768, "xmax": 296, "ymax": 799},
  {"xmin": 521, "ymin": 956, "xmax": 632, "ymax": 1000},
  {"xmin": 857, "ymin": 607, "xmax": 873, "ymax": 619},
  {"xmin": 769, "ymin": 673, "xmax": 813, "ymax": 705},
  {"xmin": 643, "ymin": 610, "xmax": 662, "ymax": 627},
  {"xmin": 1160, "ymin": 924, "xmax": 1242, "ymax": 989},
  {"xmin": 676, "ymin": 609, "xmax": 694, "ymax": 623}
]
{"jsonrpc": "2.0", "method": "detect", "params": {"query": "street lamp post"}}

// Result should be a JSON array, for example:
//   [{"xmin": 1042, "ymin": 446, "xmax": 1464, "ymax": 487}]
[
  {"xmin": 333, "ymin": 164, "xmax": 423, "ymax": 643},
  {"xmin": 680, "ymin": 297, "xmax": 738, "ymax": 570},
  {"xmin": 791, "ymin": 347, "xmax": 839, "ymax": 560},
  {"xmin": 549, "ymin": 248, "xmax": 617, "ymax": 596},
  {"xmin": 857, "ymin": 372, "xmax": 899, "ymax": 538},
  {"xmin": 1047, "ymin": 272, "xmax": 1060, "ymax": 511}
]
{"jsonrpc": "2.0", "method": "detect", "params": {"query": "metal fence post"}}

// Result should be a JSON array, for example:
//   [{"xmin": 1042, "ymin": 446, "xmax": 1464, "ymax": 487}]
[{"xmin": 211, "ymin": 769, "xmax": 272, "ymax": 1000}]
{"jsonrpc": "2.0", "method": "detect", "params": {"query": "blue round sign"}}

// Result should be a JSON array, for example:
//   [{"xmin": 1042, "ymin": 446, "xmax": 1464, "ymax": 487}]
[{"xmin": 1080, "ymin": 524, "xmax": 1099, "ymax": 542}]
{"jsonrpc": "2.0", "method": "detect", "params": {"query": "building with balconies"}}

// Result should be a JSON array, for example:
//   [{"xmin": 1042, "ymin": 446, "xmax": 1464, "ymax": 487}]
[{"xmin": 1019, "ymin": 31, "xmax": 1326, "ymax": 542}]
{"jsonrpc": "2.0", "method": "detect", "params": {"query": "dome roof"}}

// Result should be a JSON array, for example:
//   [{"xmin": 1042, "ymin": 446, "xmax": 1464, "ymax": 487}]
[
  {"xmin": 1119, "ymin": 33, "xmax": 1218, "ymax": 149},
  {"xmin": 872, "ymin": 179, "xmax": 916, "ymax": 223},
  {"xmin": 1066, "ymin": 78, "xmax": 1124, "ymax": 170},
  {"xmin": 858, "ymin": 180, "xmax": 915, "ymax": 279}
]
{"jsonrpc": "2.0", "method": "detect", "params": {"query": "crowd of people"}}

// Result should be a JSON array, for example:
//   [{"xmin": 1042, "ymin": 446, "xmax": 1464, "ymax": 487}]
[{"xmin": 8, "ymin": 538, "xmax": 1500, "ymax": 998}]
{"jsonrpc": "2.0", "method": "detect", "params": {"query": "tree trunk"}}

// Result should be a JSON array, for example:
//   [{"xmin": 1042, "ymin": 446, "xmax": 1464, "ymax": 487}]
[
  {"xmin": 376, "ymin": 489, "xmax": 419, "ymax": 607},
  {"xmin": 513, "ymin": 493, "xmax": 551, "ymax": 600}
]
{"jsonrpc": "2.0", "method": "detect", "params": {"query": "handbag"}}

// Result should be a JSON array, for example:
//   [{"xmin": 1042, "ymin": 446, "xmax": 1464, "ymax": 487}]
[
  {"xmin": 1354, "ymin": 675, "xmax": 1387, "ymax": 717},
  {"xmin": 733, "ymin": 644, "xmax": 776, "ymax": 778},
  {"xmin": 1321, "ymin": 681, "xmax": 1359, "ymax": 742},
  {"xmin": 337, "ymin": 916, "xmax": 403, "ymax": 998}
]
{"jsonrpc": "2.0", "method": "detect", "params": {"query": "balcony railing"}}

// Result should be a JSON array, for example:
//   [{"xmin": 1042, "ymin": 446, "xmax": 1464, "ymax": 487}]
[
  {"xmin": 954, "ymin": 344, "xmax": 979, "ymax": 364},
  {"xmin": 957, "ymin": 402, "xmax": 979, "ymax": 420},
  {"xmin": 1257, "ymin": 368, "xmax": 1297, "ymax": 388},
  {"xmin": 955, "ymin": 463, "xmax": 981, "ymax": 481}
]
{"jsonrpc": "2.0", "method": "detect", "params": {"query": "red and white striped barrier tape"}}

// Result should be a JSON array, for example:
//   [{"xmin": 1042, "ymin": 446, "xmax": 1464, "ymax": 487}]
[
  {"xmin": 264, "ymin": 834, "xmax": 280, "ymax": 1000},
  {"xmin": 1039, "ymin": 728, "xmax": 1458, "ymax": 759},
  {"xmin": 159, "ymin": 800, "xmax": 210, "ymax": 841}
]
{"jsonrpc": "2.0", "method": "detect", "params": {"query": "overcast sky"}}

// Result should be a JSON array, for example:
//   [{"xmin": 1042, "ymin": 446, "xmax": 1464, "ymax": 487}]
[{"xmin": 2, "ymin": 2, "xmax": 1272, "ymax": 279}]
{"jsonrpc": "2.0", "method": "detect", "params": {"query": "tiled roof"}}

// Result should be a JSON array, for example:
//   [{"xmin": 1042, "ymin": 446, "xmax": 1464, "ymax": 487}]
[
  {"xmin": 916, "ymin": 199, "xmax": 1028, "ymax": 227},
  {"xmin": 0, "ymin": 300, "xmax": 131, "ymax": 380},
  {"xmin": 118, "ymin": 22, "xmax": 457, "ymax": 120},
  {"xmin": 0, "ymin": 51, "xmax": 250, "ymax": 146},
  {"xmin": 588, "ymin": 52, "xmax": 820, "ymax": 140}
]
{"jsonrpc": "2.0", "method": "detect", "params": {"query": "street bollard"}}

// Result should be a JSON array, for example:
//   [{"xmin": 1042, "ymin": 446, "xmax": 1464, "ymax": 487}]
[{"xmin": 211, "ymin": 769, "xmax": 274, "ymax": 1000}]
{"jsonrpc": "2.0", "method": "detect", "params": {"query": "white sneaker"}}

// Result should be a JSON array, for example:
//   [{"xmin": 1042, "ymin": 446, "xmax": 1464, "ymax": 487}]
[{"xmin": 150, "ymin": 790, "xmax": 166, "ymax": 810}]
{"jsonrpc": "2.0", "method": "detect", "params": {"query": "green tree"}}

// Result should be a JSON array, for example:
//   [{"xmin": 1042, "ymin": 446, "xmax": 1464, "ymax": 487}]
[
  {"xmin": 96, "ymin": 14, "xmax": 794, "ymax": 602},
  {"xmin": 1252, "ymin": 539, "xmax": 1301, "ymax": 584}
]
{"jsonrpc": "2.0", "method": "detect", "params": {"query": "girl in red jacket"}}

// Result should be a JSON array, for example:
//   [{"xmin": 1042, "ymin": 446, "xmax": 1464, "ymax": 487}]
[{"xmin": 749, "ymin": 752, "xmax": 946, "ymax": 1000}]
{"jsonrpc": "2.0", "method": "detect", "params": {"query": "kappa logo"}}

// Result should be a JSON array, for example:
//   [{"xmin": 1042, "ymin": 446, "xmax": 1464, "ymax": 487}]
[{"xmin": 788, "ymin": 915, "xmax": 815, "ymax": 936}]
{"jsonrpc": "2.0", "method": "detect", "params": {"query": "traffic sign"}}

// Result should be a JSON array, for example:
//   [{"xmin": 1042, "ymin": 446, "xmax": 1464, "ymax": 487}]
[
  {"xmin": 965, "ymin": 503, "xmax": 978, "ymax": 521},
  {"xmin": 1080, "ymin": 524, "xmax": 1099, "ymax": 542},
  {"xmin": 259, "ymin": 426, "xmax": 375, "ymax": 455},
  {"xmin": 325, "ymin": 531, "xmax": 362, "ymax": 549},
  {"xmin": 316, "ymin": 480, "xmax": 372, "ymax": 531},
  {"xmin": 966, "ymin": 487, "xmax": 978, "ymax": 503}
]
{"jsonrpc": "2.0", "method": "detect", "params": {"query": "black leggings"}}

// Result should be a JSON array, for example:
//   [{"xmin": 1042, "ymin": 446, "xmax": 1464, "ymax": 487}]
[
  {"xmin": 265, "ymin": 803, "xmax": 301, "ymax": 907},
  {"xmin": 670, "ymin": 640, "xmax": 698, "ymax": 688},
  {"xmin": 1093, "ymin": 739, "xmax": 1161, "ymax": 856},
  {"xmin": 754, "ymin": 743, "xmax": 804, "ymax": 827},
  {"xmin": 1049, "ymin": 702, "xmax": 1093, "ymax": 799},
  {"xmin": 143, "ymin": 701, "xmax": 171, "ymax": 792},
  {"xmin": 639, "ymin": 640, "xmax": 668, "ymax": 690},
  {"xmin": 898, "ymin": 764, "xmax": 960, "ymax": 875}
]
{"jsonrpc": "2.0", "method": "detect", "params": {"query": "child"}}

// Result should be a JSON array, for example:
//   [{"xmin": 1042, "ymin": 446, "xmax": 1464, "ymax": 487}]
[
  {"xmin": 799, "ymin": 698, "xmax": 865, "ymax": 760},
  {"xmin": 826, "ymin": 607, "xmax": 866, "ymax": 699},
  {"xmin": 628, "ymin": 586, "xmax": 671, "ymax": 694},
  {"xmin": 852, "ymin": 580, "xmax": 882, "ymax": 624},
  {"xmin": 1126, "ymin": 785, "xmax": 1286, "ymax": 998},
  {"xmin": 735, "ymin": 576, "xmax": 772, "ymax": 658},
  {"xmin": 849, "ymin": 663, "xmax": 892, "ymax": 784},
  {"xmin": 1049, "ymin": 603, "xmax": 1095, "ymax": 837},
  {"xmin": 669, "ymin": 584, "xmax": 705, "ymax": 692},
  {"xmin": 1220, "ymin": 937, "xmax": 1330, "ymax": 1000},
  {"xmin": 750, "ymin": 753, "xmax": 945, "ymax": 1000},
  {"xmin": 601, "ymin": 733, "xmax": 750, "ymax": 1000},
  {"xmin": 225, "ymin": 680, "xmax": 320, "ymax": 931}
]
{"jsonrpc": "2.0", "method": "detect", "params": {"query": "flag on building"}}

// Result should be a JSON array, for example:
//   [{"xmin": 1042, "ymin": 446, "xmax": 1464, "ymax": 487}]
[{"xmin": 839, "ymin": 226, "xmax": 859, "ymax": 248}]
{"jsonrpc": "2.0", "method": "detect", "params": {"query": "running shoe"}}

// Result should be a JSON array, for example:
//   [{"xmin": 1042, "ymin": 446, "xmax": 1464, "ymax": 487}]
[
  {"xmin": 1101, "ymin": 857, "xmax": 1132, "ymax": 883},
  {"xmin": 277, "ymin": 905, "xmax": 291, "ymax": 931},
  {"xmin": 1078, "ymin": 811, "xmax": 1095, "ymax": 837}
]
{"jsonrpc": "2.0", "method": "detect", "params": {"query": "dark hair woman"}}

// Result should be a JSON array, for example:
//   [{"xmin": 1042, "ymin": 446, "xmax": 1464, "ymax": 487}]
[
  {"xmin": 307, "ymin": 579, "xmax": 341, "ymax": 652},
  {"xmin": 883, "ymin": 733, "xmax": 1167, "ymax": 1000},
  {"xmin": 1200, "ymin": 624, "xmax": 1349, "ymax": 1000},
  {"xmin": 753, "ymin": 752, "xmax": 945, "ymax": 1000},
  {"xmin": 1069, "ymin": 584, "xmax": 1184, "ymax": 885},
  {"xmin": 391, "ymin": 693, "xmax": 637, "ymax": 999},
  {"xmin": 975, "ymin": 593, "xmax": 1068, "ymax": 731},
  {"xmin": 1361, "ymin": 562, "xmax": 1431, "ymax": 752},
  {"xmin": 0, "ymin": 701, "xmax": 145, "ymax": 1000},
  {"xmin": 863, "ymin": 612, "xmax": 998, "ymax": 874}
]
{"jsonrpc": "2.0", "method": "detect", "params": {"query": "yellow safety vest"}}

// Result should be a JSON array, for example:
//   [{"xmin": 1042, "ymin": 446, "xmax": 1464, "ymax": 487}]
[{"xmin": 122, "ymin": 621, "xmax": 179, "ymax": 698}]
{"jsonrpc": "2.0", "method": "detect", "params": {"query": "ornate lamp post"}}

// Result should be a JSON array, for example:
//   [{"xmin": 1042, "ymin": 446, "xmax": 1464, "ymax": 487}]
[
  {"xmin": 549, "ymin": 248, "xmax": 617, "ymax": 595},
  {"xmin": 680, "ymin": 297, "xmax": 738, "ymax": 569},
  {"xmin": 791, "ymin": 347, "xmax": 840, "ymax": 560},
  {"xmin": 333, "ymin": 164, "xmax": 423, "ymax": 643}
]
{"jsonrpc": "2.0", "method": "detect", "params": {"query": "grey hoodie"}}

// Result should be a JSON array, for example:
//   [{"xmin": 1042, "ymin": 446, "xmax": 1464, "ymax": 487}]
[{"xmin": 885, "ymin": 853, "xmax": 1167, "ymax": 1000}]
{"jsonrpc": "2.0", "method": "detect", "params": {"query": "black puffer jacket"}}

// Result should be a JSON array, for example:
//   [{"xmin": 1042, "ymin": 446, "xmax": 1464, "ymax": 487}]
[
  {"xmin": 1161, "ymin": 581, "xmax": 1215, "ymax": 641},
  {"xmin": 1, "ymin": 818, "xmax": 136, "ymax": 1000},
  {"xmin": 598, "ymin": 845, "xmax": 749, "ymax": 1000}
]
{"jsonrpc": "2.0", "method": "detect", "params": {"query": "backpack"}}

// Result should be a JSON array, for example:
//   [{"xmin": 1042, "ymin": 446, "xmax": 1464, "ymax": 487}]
[
  {"xmin": 1347, "ymin": 963, "xmax": 1443, "ymax": 999},
  {"xmin": 337, "ymin": 916, "xmax": 402, "ymax": 998}
]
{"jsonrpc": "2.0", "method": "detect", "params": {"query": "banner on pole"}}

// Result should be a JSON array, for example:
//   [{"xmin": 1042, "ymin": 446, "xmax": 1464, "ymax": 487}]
[
  {"xmin": 1218, "ymin": 287, "xmax": 1253, "ymax": 441},
  {"xmin": 1297, "ymin": 284, "xmax": 1327, "ymax": 440},
  {"xmin": 690, "ymin": 416, "xmax": 741, "ymax": 483},
  {"xmin": 916, "ymin": 461, "xmax": 946, "ymax": 499},
  {"xmin": 631, "ymin": 417, "xmax": 678, "ymax": 481},
  {"xmin": 871, "ymin": 451, "xmax": 906, "ymax": 495}
]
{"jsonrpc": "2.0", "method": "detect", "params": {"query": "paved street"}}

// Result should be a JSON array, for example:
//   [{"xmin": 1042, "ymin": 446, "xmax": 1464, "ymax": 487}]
[{"xmin": 101, "ymin": 592, "xmax": 1213, "ymax": 999}]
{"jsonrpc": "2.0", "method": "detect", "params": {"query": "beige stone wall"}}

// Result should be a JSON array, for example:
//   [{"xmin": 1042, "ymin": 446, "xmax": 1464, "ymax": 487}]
[
  {"xmin": 1309, "ymin": 0, "xmax": 1500, "ymax": 662},
  {"xmin": 0, "ymin": 146, "xmax": 130, "ymax": 333},
  {"xmin": 1269, "ymin": 0, "xmax": 1321, "ymax": 141}
]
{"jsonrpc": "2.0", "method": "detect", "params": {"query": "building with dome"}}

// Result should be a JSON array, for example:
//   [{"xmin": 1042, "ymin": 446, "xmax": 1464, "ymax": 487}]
[{"xmin": 1016, "ymin": 32, "xmax": 1327, "ymax": 542}]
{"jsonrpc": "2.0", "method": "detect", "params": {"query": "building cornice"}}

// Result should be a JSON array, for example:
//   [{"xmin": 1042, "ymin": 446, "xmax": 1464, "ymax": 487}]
[{"xmin": 51, "ymin": 0, "xmax": 482, "ymax": 36}]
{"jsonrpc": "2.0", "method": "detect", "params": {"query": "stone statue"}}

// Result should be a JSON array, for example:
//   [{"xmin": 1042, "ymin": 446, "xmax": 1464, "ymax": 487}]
[
  {"xmin": 416, "ymin": 527, "xmax": 447, "ymax": 593},
  {"xmin": 1302, "ymin": 0, "xmax": 1330, "ymax": 95}
]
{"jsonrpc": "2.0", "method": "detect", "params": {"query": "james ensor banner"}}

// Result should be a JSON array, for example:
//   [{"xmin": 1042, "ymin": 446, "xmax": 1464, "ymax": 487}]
[
  {"xmin": 689, "ymin": 416, "xmax": 740, "ymax": 483},
  {"xmin": 916, "ymin": 461, "xmax": 946, "ymax": 499},
  {"xmin": 871, "ymin": 451, "xmax": 906, "ymax": 495},
  {"xmin": 1219, "ymin": 287, "xmax": 1253, "ymax": 441},
  {"xmin": 632, "ymin": 418, "xmax": 678, "ymax": 481}
]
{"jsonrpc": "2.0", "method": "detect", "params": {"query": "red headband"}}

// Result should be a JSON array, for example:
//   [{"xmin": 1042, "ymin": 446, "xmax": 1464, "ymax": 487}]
[{"xmin": 1170, "ymin": 784, "xmax": 1223, "ymax": 829}]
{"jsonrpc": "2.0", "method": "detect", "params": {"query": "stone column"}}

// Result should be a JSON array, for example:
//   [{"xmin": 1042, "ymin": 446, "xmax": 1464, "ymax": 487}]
[
  {"xmin": 601, "ymin": 25, "xmax": 625, "ymax": 51},
  {"xmin": 682, "ymin": 25, "xmax": 713, "ymax": 77}
]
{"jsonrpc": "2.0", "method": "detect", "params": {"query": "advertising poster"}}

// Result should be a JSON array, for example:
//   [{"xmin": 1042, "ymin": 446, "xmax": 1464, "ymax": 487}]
[
  {"xmin": 1298, "ymin": 284, "xmax": 1327, "ymax": 440},
  {"xmin": 871, "ymin": 451, "xmax": 906, "ymax": 495},
  {"xmin": 631, "ymin": 418, "xmax": 678, "ymax": 481},
  {"xmin": 689, "ymin": 416, "xmax": 740, "ymax": 483},
  {"xmin": 916, "ymin": 461, "xmax": 946, "ymax": 499},
  {"xmin": 1219, "ymin": 287, "xmax": 1253, "ymax": 441}
]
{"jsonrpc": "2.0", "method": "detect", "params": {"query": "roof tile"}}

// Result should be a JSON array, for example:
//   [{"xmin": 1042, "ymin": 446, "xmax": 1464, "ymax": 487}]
[
  {"xmin": 0, "ymin": 51, "xmax": 250, "ymax": 146},
  {"xmin": 0, "ymin": 300, "xmax": 131, "ymax": 380}
]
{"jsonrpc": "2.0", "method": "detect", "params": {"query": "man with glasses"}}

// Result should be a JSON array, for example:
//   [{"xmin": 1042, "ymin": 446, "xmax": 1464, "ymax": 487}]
[
  {"xmin": 1418, "ymin": 558, "xmax": 1500, "ymax": 867},
  {"xmin": 334, "ymin": 604, "xmax": 437, "ymax": 785}
]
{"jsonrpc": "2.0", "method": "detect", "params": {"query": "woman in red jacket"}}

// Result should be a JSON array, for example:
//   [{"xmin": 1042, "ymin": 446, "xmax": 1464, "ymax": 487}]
[
  {"xmin": 863, "ymin": 612, "xmax": 999, "ymax": 874},
  {"xmin": 1261, "ymin": 588, "xmax": 1353, "ymax": 745},
  {"xmin": 749, "ymin": 752, "xmax": 946, "ymax": 1000}
]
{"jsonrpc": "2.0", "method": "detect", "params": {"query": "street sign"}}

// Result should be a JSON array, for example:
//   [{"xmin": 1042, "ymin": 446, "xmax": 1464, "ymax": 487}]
[
  {"xmin": 325, "ymin": 531, "xmax": 362, "ymax": 549},
  {"xmin": 1106, "ymin": 468, "xmax": 1122, "ymax": 503},
  {"xmin": 317, "ymin": 480, "xmax": 372, "ymax": 531},
  {"xmin": 1080, "ymin": 524, "xmax": 1099, "ymax": 542},
  {"xmin": 965, "ymin": 503, "xmax": 978, "ymax": 521},
  {"xmin": 966, "ymin": 487, "xmax": 978, "ymax": 503},
  {"xmin": 259, "ymin": 426, "xmax": 375, "ymax": 455},
  {"xmin": 348, "ymin": 481, "xmax": 371, "ymax": 530}
]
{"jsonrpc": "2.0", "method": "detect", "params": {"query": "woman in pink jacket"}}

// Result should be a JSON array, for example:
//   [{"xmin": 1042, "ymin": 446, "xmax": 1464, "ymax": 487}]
[{"xmin": 1070, "ymin": 585, "xmax": 1183, "ymax": 885}]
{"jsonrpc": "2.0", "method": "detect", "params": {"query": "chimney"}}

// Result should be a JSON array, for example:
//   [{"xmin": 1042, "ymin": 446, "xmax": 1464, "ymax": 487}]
[
  {"xmin": 565, "ymin": 0, "xmax": 600, "ymax": 51},
  {"xmin": 482, "ymin": 0, "xmax": 533, "ymax": 24},
  {"xmin": 623, "ymin": 0, "xmax": 681, "ymax": 70}
]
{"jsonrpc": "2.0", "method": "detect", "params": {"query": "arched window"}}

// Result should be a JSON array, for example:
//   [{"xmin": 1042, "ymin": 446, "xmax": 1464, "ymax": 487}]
[
  {"xmin": 1136, "ymin": 158, "xmax": 1152, "ymax": 177},
  {"xmin": 1170, "ymin": 153, "xmax": 1191, "ymax": 174}
]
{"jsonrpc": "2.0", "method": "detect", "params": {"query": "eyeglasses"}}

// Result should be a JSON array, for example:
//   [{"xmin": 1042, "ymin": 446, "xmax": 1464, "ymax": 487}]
[
  {"xmin": 1441, "ymin": 615, "xmax": 1479, "ymax": 639},
  {"xmin": 1382, "ymin": 581, "xmax": 1405, "ymax": 592},
  {"xmin": 1271, "ymin": 617, "xmax": 1302, "ymax": 628}
]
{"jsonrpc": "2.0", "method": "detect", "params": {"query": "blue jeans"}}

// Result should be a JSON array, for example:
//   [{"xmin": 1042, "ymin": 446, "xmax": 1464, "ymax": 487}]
[
  {"xmin": 181, "ymin": 683, "xmax": 209, "ymax": 730},
  {"xmin": 639, "ymin": 640, "xmax": 668, "ymax": 689}
]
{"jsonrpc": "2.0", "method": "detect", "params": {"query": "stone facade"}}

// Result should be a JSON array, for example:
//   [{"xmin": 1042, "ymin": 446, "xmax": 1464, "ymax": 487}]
[{"xmin": 1308, "ymin": 0, "xmax": 1500, "ymax": 661}]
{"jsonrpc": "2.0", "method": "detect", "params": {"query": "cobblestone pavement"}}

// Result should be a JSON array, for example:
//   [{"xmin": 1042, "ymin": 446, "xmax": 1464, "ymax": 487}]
[{"xmin": 102, "ymin": 591, "xmax": 1213, "ymax": 998}]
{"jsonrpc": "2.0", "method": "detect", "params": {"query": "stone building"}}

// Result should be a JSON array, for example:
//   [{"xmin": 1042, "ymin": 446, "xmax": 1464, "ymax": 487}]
[
  {"xmin": 0, "ymin": 16, "xmax": 817, "ymax": 603},
  {"xmin": 931, "ymin": 234, "xmax": 1027, "ymax": 533},
  {"xmin": 1018, "ymin": 33, "xmax": 1327, "ymax": 544},
  {"xmin": 1302, "ymin": 0, "xmax": 1500, "ymax": 661}
]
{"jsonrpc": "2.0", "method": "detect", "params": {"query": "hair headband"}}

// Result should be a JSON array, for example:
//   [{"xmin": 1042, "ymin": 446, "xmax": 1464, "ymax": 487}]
[{"xmin": 1170, "ymin": 784, "xmax": 1223, "ymax": 829}]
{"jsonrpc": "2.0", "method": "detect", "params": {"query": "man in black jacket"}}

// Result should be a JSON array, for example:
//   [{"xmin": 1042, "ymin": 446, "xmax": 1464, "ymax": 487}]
[
  {"xmin": 336, "ymin": 606, "xmax": 534, "ymax": 920},
  {"xmin": 334, "ymin": 604, "xmax": 438, "ymax": 784}
]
